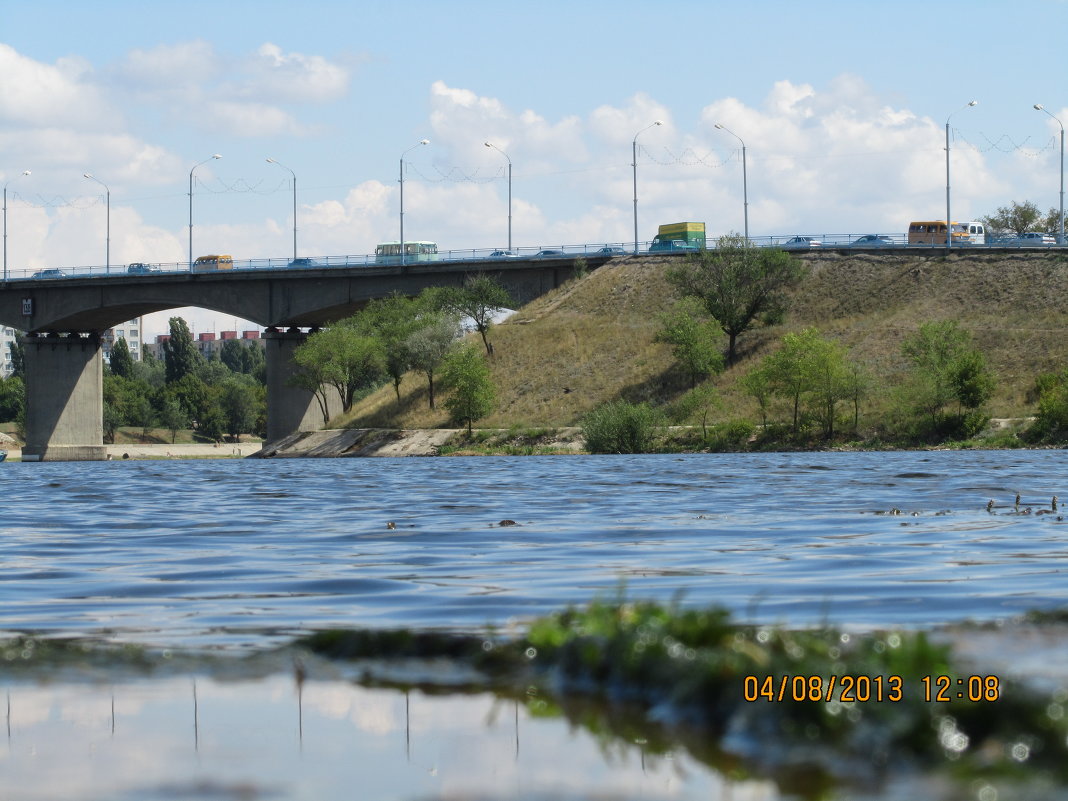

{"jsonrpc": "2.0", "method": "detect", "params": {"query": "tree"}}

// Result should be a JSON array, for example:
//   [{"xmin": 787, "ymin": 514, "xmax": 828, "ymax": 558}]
[
  {"xmin": 655, "ymin": 298, "xmax": 725, "ymax": 388},
  {"xmin": 217, "ymin": 377, "xmax": 262, "ymax": 442},
  {"xmin": 109, "ymin": 337, "xmax": 135, "ymax": 379},
  {"xmin": 0, "ymin": 376, "xmax": 25, "ymax": 423},
  {"xmin": 357, "ymin": 294, "xmax": 426, "ymax": 403},
  {"xmin": 666, "ymin": 234, "xmax": 805, "ymax": 365},
  {"xmin": 161, "ymin": 317, "xmax": 204, "ymax": 384},
  {"xmin": 7, "ymin": 338, "xmax": 25, "ymax": 380},
  {"xmin": 981, "ymin": 200, "xmax": 1043, "ymax": 237},
  {"xmin": 433, "ymin": 274, "xmax": 513, "ymax": 357},
  {"xmin": 752, "ymin": 328, "xmax": 854, "ymax": 438},
  {"xmin": 404, "ymin": 313, "xmax": 460, "ymax": 410},
  {"xmin": 158, "ymin": 396, "xmax": 189, "ymax": 444},
  {"xmin": 901, "ymin": 320, "xmax": 993, "ymax": 417},
  {"xmin": 1043, "ymin": 207, "xmax": 1065, "ymax": 238},
  {"xmin": 441, "ymin": 344, "xmax": 496, "ymax": 434},
  {"xmin": 102, "ymin": 400, "xmax": 122, "ymax": 444},
  {"xmin": 220, "ymin": 339, "xmax": 265, "ymax": 377},
  {"xmin": 127, "ymin": 394, "xmax": 156, "ymax": 441},
  {"xmin": 291, "ymin": 324, "xmax": 387, "ymax": 414}
]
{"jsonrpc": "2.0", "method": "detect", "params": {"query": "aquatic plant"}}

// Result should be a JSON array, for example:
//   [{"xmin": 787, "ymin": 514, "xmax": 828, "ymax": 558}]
[{"xmin": 295, "ymin": 599, "xmax": 1068, "ymax": 794}]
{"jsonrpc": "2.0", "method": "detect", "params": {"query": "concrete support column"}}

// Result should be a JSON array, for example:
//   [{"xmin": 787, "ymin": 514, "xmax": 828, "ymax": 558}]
[
  {"xmin": 21, "ymin": 333, "xmax": 107, "ymax": 461},
  {"xmin": 264, "ymin": 328, "xmax": 342, "ymax": 444}
]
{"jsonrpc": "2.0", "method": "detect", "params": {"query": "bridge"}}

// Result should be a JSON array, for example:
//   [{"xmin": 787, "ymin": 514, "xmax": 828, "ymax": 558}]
[{"xmin": 0, "ymin": 255, "xmax": 597, "ymax": 461}]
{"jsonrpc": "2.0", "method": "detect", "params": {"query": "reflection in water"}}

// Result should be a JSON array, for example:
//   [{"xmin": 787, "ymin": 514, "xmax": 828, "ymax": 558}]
[{"xmin": 0, "ymin": 674, "xmax": 779, "ymax": 801}]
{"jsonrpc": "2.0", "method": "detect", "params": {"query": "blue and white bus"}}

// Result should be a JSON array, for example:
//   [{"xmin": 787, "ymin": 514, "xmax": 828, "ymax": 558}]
[{"xmin": 374, "ymin": 241, "xmax": 439, "ymax": 265}]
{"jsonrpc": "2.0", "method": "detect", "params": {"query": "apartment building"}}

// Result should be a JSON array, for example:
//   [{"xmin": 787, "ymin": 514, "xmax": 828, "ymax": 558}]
[{"xmin": 1, "ymin": 320, "xmax": 142, "ymax": 378}]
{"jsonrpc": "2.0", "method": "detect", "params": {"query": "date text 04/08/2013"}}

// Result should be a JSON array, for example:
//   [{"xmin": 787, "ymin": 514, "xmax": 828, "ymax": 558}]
[{"xmin": 743, "ymin": 674, "xmax": 1001, "ymax": 703}]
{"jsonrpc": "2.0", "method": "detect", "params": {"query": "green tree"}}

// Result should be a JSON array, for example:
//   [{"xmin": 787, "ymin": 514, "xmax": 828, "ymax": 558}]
[
  {"xmin": 292, "ymin": 324, "xmax": 387, "ymax": 414},
  {"xmin": 740, "ymin": 366, "xmax": 772, "ymax": 428},
  {"xmin": 102, "ymin": 400, "xmax": 122, "ymax": 444},
  {"xmin": 109, "ymin": 337, "xmax": 135, "ymax": 379},
  {"xmin": 357, "ymin": 294, "xmax": 426, "ymax": 403},
  {"xmin": 981, "ymin": 200, "xmax": 1043, "ymax": 237},
  {"xmin": 753, "ymin": 328, "xmax": 854, "ymax": 437},
  {"xmin": 1043, "ymin": 207, "xmax": 1065, "ymax": 238},
  {"xmin": 655, "ymin": 299, "xmax": 725, "ymax": 388},
  {"xmin": 158, "ymin": 396, "xmax": 189, "ymax": 444},
  {"xmin": 167, "ymin": 374, "xmax": 213, "ymax": 427},
  {"xmin": 132, "ymin": 350, "xmax": 165, "ymax": 388},
  {"xmin": 127, "ymin": 394, "xmax": 156, "ymax": 441},
  {"xmin": 161, "ymin": 317, "xmax": 204, "ymax": 384},
  {"xmin": 441, "ymin": 344, "xmax": 496, "ymax": 434},
  {"xmin": 432, "ymin": 274, "xmax": 513, "ymax": 357},
  {"xmin": 0, "ymin": 376, "xmax": 25, "ymax": 423},
  {"xmin": 404, "ymin": 313, "xmax": 460, "ymax": 410},
  {"xmin": 669, "ymin": 382, "xmax": 719, "ymax": 438},
  {"xmin": 899, "ymin": 321, "xmax": 995, "ymax": 440},
  {"xmin": 220, "ymin": 339, "xmax": 265, "ymax": 378},
  {"xmin": 7, "ymin": 338, "xmax": 25, "ymax": 380},
  {"xmin": 217, "ymin": 377, "xmax": 262, "ymax": 442},
  {"xmin": 666, "ymin": 234, "xmax": 805, "ymax": 365}
]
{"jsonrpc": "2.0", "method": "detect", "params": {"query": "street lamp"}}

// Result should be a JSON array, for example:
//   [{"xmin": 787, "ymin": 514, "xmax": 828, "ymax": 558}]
[
  {"xmin": 1034, "ymin": 104, "xmax": 1065, "ymax": 245},
  {"xmin": 714, "ymin": 123, "xmax": 749, "ymax": 242},
  {"xmin": 484, "ymin": 142, "xmax": 512, "ymax": 251},
  {"xmin": 3, "ymin": 169, "xmax": 30, "ymax": 282},
  {"xmin": 632, "ymin": 120, "xmax": 663, "ymax": 254},
  {"xmin": 189, "ymin": 154, "xmax": 221, "ymax": 270},
  {"xmin": 399, "ymin": 139, "xmax": 429, "ymax": 267},
  {"xmin": 945, "ymin": 101, "xmax": 977, "ymax": 249},
  {"xmin": 266, "ymin": 158, "xmax": 298, "ymax": 261},
  {"xmin": 83, "ymin": 173, "xmax": 110, "ymax": 273}
]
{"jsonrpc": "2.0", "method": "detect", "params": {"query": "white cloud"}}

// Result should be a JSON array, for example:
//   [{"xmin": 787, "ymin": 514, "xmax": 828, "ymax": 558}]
[
  {"xmin": 232, "ymin": 43, "xmax": 350, "ymax": 104},
  {"xmin": 0, "ymin": 44, "xmax": 115, "ymax": 128}
]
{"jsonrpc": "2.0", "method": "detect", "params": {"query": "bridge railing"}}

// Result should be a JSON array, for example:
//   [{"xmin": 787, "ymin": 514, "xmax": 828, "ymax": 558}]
[{"xmin": 5, "ymin": 234, "xmax": 1068, "ymax": 281}]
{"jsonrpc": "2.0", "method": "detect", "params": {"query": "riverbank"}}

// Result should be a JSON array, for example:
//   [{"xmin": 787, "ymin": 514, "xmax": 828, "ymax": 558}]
[{"xmin": 1, "ymin": 441, "xmax": 263, "ymax": 461}]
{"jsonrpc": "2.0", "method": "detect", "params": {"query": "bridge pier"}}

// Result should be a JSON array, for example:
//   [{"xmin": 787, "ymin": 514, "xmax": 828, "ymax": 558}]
[
  {"xmin": 264, "ymin": 328, "xmax": 343, "ymax": 445},
  {"xmin": 21, "ymin": 333, "xmax": 107, "ymax": 461}
]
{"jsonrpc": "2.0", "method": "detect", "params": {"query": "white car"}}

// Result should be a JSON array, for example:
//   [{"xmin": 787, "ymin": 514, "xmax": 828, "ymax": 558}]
[
  {"xmin": 1004, "ymin": 232, "xmax": 1055, "ymax": 246},
  {"xmin": 779, "ymin": 236, "xmax": 822, "ymax": 250}
]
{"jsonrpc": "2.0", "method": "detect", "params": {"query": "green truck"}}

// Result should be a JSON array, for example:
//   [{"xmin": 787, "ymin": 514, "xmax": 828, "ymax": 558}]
[{"xmin": 649, "ymin": 222, "xmax": 706, "ymax": 252}]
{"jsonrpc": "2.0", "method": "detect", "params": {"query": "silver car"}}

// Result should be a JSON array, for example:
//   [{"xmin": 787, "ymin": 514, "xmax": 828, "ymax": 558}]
[{"xmin": 779, "ymin": 236, "xmax": 822, "ymax": 250}]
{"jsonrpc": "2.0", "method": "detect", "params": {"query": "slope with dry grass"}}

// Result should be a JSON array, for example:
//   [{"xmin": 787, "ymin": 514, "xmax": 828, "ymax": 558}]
[{"xmin": 336, "ymin": 250, "xmax": 1068, "ymax": 430}]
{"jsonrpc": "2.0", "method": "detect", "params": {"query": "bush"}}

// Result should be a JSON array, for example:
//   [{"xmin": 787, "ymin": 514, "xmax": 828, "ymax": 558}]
[
  {"xmin": 705, "ymin": 420, "xmax": 755, "ymax": 450},
  {"xmin": 582, "ymin": 400, "xmax": 661, "ymax": 454}
]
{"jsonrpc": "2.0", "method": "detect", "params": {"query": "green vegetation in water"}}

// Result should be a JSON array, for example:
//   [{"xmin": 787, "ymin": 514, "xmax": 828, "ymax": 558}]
[{"xmin": 296, "ymin": 599, "xmax": 1068, "ymax": 796}]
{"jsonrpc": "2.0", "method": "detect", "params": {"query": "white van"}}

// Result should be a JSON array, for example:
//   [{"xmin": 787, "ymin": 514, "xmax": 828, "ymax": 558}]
[{"xmin": 956, "ymin": 222, "xmax": 986, "ymax": 245}]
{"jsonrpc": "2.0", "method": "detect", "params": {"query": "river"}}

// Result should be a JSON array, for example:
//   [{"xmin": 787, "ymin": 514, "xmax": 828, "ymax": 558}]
[{"xmin": 2, "ymin": 451, "xmax": 1067, "ymax": 800}]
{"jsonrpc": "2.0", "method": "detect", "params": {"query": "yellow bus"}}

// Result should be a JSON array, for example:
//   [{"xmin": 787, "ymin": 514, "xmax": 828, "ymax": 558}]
[
  {"xmin": 907, "ymin": 221, "xmax": 979, "ymax": 246},
  {"xmin": 193, "ymin": 254, "xmax": 235, "ymax": 272}
]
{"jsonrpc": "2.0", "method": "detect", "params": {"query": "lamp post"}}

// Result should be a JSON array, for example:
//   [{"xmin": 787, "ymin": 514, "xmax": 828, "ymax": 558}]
[
  {"xmin": 714, "ymin": 123, "xmax": 749, "ymax": 242},
  {"xmin": 189, "ymin": 154, "xmax": 221, "ymax": 270},
  {"xmin": 266, "ymin": 158, "xmax": 298, "ymax": 261},
  {"xmin": 632, "ymin": 120, "xmax": 663, "ymax": 254},
  {"xmin": 83, "ymin": 173, "xmax": 110, "ymax": 273},
  {"xmin": 3, "ymin": 169, "xmax": 30, "ymax": 282},
  {"xmin": 484, "ymin": 142, "xmax": 512, "ymax": 251},
  {"xmin": 399, "ymin": 139, "xmax": 429, "ymax": 267},
  {"xmin": 1034, "ymin": 104, "xmax": 1065, "ymax": 245},
  {"xmin": 945, "ymin": 101, "xmax": 977, "ymax": 249}
]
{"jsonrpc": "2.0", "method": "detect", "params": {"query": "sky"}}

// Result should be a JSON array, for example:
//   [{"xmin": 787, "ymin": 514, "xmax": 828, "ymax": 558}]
[{"xmin": 2, "ymin": 0, "xmax": 1067, "ymax": 337}]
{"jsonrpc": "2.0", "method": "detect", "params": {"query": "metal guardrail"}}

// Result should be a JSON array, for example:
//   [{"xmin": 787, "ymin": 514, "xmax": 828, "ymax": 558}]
[{"xmin": 3, "ymin": 235, "xmax": 1067, "ymax": 281}]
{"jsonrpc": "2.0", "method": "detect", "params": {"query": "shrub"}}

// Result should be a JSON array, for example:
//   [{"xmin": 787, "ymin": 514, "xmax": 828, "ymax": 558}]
[
  {"xmin": 706, "ymin": 420, "xmax": 755, "ymax": 450},
  {"xmin": 582, "ymin": 400, "xmax": 661, "ymax": 454}
]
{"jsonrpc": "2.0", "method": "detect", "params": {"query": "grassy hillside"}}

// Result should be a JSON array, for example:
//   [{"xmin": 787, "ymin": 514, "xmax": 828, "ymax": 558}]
[{"xmin": 337, "ymin": 250, "xmax": 1068, "ymax": 432}]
